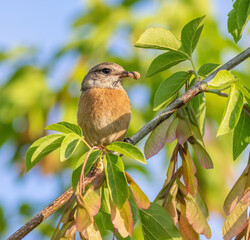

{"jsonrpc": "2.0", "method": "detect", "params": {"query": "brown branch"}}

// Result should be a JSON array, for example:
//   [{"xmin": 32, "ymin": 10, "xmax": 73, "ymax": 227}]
[
  {"xmin": 8, "ymin": 47, "xmax": 250, "ymax": 240},
  {"xmin": 7, "ymin": 163, "xmax": 104, "ymax": 240}
]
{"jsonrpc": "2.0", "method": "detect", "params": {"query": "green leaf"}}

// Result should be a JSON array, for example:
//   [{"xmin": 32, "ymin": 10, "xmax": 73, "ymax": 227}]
[
  {"xmin": 184, "ymin": 194, "xmax": 211, "ymax": 239},
  {"xmin": 236, "ymin": 84, "xmax": 250, "ymax": 105},
  {"xmin": 72, "ymin": 150, "xmax": 102, "ymax": 189},
  {"xmin": 189, "ymin": 137, "xmax": 213, "ymax": 169},
  {"xmin": 233, "ymin": 110, "xmax": 250, "ymax": 160},
  {"xmin": 104, "ymin": 153, "xmax": 129, "ymax": 209},
  {"xmin": 198, "ymin": 63, "xmax": 220, "ymax": 77},
  {"xmin": 144, "ymin": 118, "xmax": 171, "ymax": 159},
  {"xmin": 154, "ymin": 71, "xmax": 192, "ymax": 111},
  {"xmin": 146, "ymin": 51, "xmax": 188, "ymax": 77},
  {"xmin": 135, "ymin": 27, "xmax": 182, "ymax": 51},
  {"xmin": 195, "ymin": 189, "xmax": 209, "ymax": 220},
  {"xmin": 222, "ymin": 191, "xmax": 249, "ymax": 240},
  {"xmin": 209, "ymin": 70, "xmax": 238, "ymax": 90},
  {"xmin": 60, "ymin": 133, "xmax": 80, "ymax": 162},
  {"xmin": 100, "ymin": 186, "xmax": 111, "ymax": 214},
  {"xmin": 217, "ymin": 84, "xmax": 244, "ymax": 136},
  {"xmin": 181, "ymin": 16, "xmax": 206, "ymax": 56},
  {"xmin": 106, "ymin": 141, "xmax": 146, "ymax": 164},
  {"xmin": 26, "ymin": 134, "xmax": 64, "ymax": 172},
  {"xmin": 189, "ymin": 93, "xmax": 206, "ymax": 136},
  {"xmin": 227, "ymin": 0, "xmax": 250, "ymax": 43},
  {"xmin": 138, "ymin": 202, "xmax": 181, "ymax": 240},
  {"xmin": 46, "ymin": 121, "xmax": 82, "ymax": 136}
]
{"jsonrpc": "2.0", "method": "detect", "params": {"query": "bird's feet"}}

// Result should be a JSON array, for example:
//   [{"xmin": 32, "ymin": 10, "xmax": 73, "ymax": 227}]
[{"xmin": 123, "ymin": 137, "xmax": 134, "ymax": 144}]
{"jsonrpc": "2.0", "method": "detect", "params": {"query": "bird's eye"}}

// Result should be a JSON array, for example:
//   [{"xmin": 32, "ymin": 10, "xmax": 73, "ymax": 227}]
[{"xmin": 101, "ymin": 68, "xmax": 110, "ymax": 74}]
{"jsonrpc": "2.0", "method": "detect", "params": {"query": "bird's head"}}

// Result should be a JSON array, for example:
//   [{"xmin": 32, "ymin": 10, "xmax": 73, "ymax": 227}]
[{"xmin": 81, "ymin": 62, "xmax": 140, "ymax": 91}]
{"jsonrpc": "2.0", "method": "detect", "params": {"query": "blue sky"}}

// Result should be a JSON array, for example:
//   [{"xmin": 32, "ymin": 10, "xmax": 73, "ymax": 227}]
[{"xmin": 0, "ymin": 0, "xmax": 248, "ymax": 239}]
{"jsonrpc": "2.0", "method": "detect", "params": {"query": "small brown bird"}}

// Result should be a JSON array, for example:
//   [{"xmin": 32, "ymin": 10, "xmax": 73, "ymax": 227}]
[{"xmin": 77, "ymin": 62, "xmax": 140, "ymax": 146}]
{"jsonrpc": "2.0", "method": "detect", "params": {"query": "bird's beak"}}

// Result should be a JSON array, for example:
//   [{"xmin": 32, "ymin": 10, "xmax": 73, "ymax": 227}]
[{"xmin": 120, "ymin": 71, "xmax": 140, "ymax": 80}]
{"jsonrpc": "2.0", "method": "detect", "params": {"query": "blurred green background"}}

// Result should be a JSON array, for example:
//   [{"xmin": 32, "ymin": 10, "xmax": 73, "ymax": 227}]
[{"xmin": 0, "ymin": 0, "xmax": 249, "ymax": 239}]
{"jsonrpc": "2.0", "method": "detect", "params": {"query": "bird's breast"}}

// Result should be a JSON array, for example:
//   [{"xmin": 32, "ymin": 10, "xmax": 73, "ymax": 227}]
[{"xmin": 77, "ymin": 88, "xmax": 131, "ymax": 146}]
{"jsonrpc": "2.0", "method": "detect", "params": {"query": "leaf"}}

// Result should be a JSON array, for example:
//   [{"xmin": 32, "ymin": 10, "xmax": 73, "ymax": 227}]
[
  {"xmin": 189, "ymin": 93, "xmax": 206, "ymax": 136},
  {"xmin": 25, "ymin": 134, "xmax": 64, "ymax": 172},
  {"xmin": 125, "ymin": 172, "xmax": 150, "ymax": 209},
  {"xmin": 233, "ymin": 110, "xmax": 250, "ymax": 160},
  {"xmin": 198, "ymin": 63, "xmax": 220, "ymax": 77},
  {"xmin": 104, "ymin": 153, "xmax": 129, "ymax": 209},
  {"xmin": 100, "ymin": 186, "xmax": 111, "ymax": 214},
  {"xmin": 95, "ymin": 211, "xmax": 114, "ymax": 232},
  {"xmin": 166, "ymin": 117, "xmax": 178, "ymax": 144},
  {"xmin": 222, "ymin": 191, "xmax": 249, "ymax": 240},
  {"xmin": 75, "ymin": 187, "xmax": 101, "ymax": 232},
  {"xmin": 195, "ymin": 189, "xmax": 209, "ymax": 220},
  {"xmin": 146, "ymin": 51, "xmax": 188, "ymax": 77},
  {"xmin": 60, "ymin": 133, "xmax": 80, "ymax": 162},
  {"xmin": 72, "ymin": 150, "xmax": 102, "ymax": 189},
  {"xmin": 180, "ymin": 148, "xmax": 198, "ymax": 196},
  {"xmin": 106, "ymin": 141, "xmax": 146, "ymax": 164},
  {"xmin": 75, "ymin": 205, "xmax": 92, "ymax": 232},
  {"xmin": 144, "ymin": 118, "xmax": 171, "ymax": 159},
  {"xmin": 135, "ymin": 27, "xmax": 182, "ymax": 51},
  {"xmin": 81, "ymin": 222, "xmax": 102, "ymax": 240},
  {"xmin": 181, "ymin": 15, "xmax": 206, "ymax": 56},
  {"xmin": 138, "ymin": 202, "xmax": 181, "ymax": 240},
  {"xmin": 110, "ymin": 199, "xmax": 133, "ymax": 238},
  {"xmin": 224, "ymin": 164, "xmax": 249, "ymax": 215},
  {"xmin": 185, "ymin": 105, "xmax": 204, "ymax": 144},
  {"xmin": 176, "ymin": 118, "xmax": 192, "ymax": 145},
  {"xmin": 179, "ymin": 203, "xmax": 200, "ymax": 240},
  {"xmin": 163, "ymin": 181, "xmax": 178, "ymax": 225},
  {"xmin": 217, "ymin": 84, "xmax": 244, "ymax": 136},
  {"xmin": 184, "ymin": 194, "xmax": 211, "ymax": 239},
  {"xmin": 166, "ymin": 145, "xmax": 179, "ymax": 184},
  {"xmin": 154, "ymin": 71, "xmax": 192, "ymax": 111},
  {"xmin": 227, "ymin": 0, "xmax": 250, "ymax": 43},
  {"xmin": 83, "ymin": 186, "xmax": 101, "ymax": 217},
  {"xmin": 46, "ymin": 121, "xmax": 82, "ymax": 136},
  {"xmin": 236, "ymin": 84, "xmax": 250, "ymax": 105},
  {"xmin": 189, "ymin": 137, "xmax": 213, "ymax": 169},
  {"xmin": 209, "ymin": 70, "xmax": 238, "ymax": 89}
]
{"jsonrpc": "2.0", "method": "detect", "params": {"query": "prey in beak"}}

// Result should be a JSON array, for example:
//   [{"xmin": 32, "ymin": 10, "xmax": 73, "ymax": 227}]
[{"xmin": 120, "ymin": 71, "xmax": 140, "ymax": 80}]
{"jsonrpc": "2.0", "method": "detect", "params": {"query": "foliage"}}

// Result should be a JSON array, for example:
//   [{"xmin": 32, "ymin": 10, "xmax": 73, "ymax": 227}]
[{"xmin": 1, "ymin": 0, "xmax": 250, "ymax": 239}]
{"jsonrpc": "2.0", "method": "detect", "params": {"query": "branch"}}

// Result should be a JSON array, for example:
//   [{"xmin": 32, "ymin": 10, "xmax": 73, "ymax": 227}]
[
  {"xmin": 131, "ymin": 47, "xmax": 250, "ymax": 144},
  {"xmin": 7, "ymin": 164, "xmax": 104, "ymax": 240},
  {"xmin": 8, "ymin": 47, "xmax": 250, "ymax": 240},
  {"xmin": 205, "ymin": 89, "xmax": 250, "ymax": 117}
]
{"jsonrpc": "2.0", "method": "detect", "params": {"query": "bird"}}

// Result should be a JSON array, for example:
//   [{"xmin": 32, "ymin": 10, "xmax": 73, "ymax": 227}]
[{"xmin": 77, "ymin": 62, "xmax": 140, "ymax": 147}]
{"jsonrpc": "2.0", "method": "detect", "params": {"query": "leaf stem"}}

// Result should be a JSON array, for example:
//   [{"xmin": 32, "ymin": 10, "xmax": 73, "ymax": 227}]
[
  {"xmin": 205, "ymin": 89, "xmax": 250, "ymax": 117},
  {"xmin": 190, "ymin": 58, "xmax": 199, "ymax": 79},
  {"xmin": 205, "ymin": 89, "xmax": 228, "ymax": 97}
]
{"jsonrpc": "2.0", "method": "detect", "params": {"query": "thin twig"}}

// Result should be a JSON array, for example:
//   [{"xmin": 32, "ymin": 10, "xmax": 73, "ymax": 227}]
[
  {"xmin": 7, "ymin": 164, "xmax": 104, "ymax": 240},
  {"xmin": 205, "ymin": 89, "xmax": 250, "ymax": 117},
  {"xmin": 8, "ymin": 47, "xmax": 250, "ymax": 240}
]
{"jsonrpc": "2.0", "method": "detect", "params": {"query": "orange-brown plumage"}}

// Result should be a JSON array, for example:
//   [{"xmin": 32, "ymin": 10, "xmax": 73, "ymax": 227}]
[
  {"xmin": 78, "ymin": 88, "xmax": 131, "ymax": 146},
  {"xmin": 77, "ymin": 62, "xmax": 140, "ymax": 146}
]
